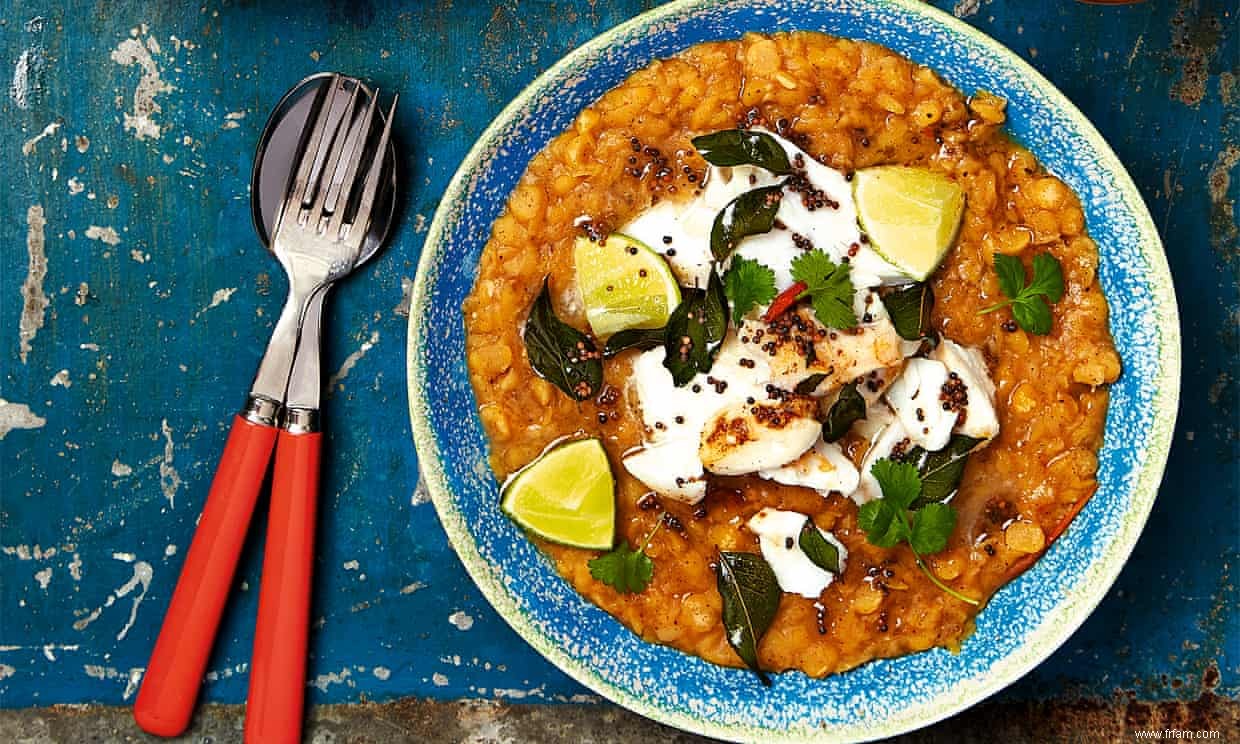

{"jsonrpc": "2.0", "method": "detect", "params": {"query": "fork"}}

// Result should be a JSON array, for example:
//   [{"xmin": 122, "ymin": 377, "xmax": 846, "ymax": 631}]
[
  {"xmin": 133, "ymin": 75, "xmax": 395, "ymax": 740},
  {"xmin": 244, "ymin": 83, "xmax": 396, "ymax": 744}
]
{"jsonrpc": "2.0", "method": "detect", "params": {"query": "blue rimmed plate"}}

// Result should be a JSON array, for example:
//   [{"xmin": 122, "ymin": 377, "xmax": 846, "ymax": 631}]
[{"xmin": 407, "ymin": 0, "xmax": 1180, "ymax": 740}]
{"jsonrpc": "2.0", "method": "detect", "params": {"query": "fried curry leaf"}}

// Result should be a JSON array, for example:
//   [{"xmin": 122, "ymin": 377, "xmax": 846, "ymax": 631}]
[
  {"xmin": 523, "ymin": 278, "xmax": 602, "ymax": 401},
  {"xmin": 663, "ymin": 270, "xmax": 730, "ymax": 386},
  {"xmin": 794, "ymin": 373, "xmax": 828, "ymax": 396},
  {"xmin": 881, "ymin": 282, "xmax": 935, "ymax": 340},
  {"xmin": 710, "ymin": 184, "xmax": 785, "ymax": 261},
  {"xmin": 716, "ymin": 550, "xmax": 781, "ymax": 686},
  {"xmin": 588, "ymin": 541, "xmax": 654, "ymax": 594},
  {"xmin": 822, "ymin": 383, "xmax": 866, "ymax": 442},
  {"xmin": 691, "ymin": 129, "xmax": 792, "ymax": 175},
  {"xmin": 798, "ymin": 519, "xmax": 842, "ymax": 574},
  {"xmin": 898, "ymin": 434, "xmax": 984, "ymax": 509},
  {"xmin": 603, "ymin": 326, "xmax": 666, "ymax": 358}
]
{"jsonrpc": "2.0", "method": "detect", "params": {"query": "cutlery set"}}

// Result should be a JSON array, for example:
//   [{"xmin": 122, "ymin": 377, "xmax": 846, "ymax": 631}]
[{"xmin": 133, "ymin": 74, "xmax": 398, "ymax": 744}]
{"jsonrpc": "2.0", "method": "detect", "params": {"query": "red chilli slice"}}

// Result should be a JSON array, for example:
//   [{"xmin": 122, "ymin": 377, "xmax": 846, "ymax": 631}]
[{"xmin": 763, "ymin": 281, "xmax": 807, "ymax": 322}]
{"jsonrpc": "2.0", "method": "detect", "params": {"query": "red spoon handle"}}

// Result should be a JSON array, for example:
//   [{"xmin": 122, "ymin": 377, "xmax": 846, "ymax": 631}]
[
  {"xmin": 245, "ymin": 429, "xmax": 321, "ymax": 744},
  {"xmin": 134, "ymin": 415, "xmax": 277, "ymax": 737}
]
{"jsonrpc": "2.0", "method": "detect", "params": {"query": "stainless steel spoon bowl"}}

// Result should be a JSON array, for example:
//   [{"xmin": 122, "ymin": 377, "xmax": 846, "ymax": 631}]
[{"xmin": 252, "ymin": 72, "xmax": 396, "ymax": 265}]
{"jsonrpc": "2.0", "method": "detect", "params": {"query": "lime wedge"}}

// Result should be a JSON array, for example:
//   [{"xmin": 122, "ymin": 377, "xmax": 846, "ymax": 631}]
[
  {"xmin": 574, "ymin": 233, "xmax": 681, "ymax": 337},
  {"xmin": 501, "ymin": 438, "xmax": 615, "ymax": 550},
  {"xmin": 853, "ymin": 166, "xmax": 966, "ymax": 281}
]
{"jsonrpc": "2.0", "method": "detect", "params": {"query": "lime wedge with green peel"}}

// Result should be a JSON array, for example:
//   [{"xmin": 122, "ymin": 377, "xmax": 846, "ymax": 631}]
[
  {"xmin": 501, "ymin": 438, "xmax": 616, "ymax": 550},
  {"xmin": 574, "ymin": 233, "xmax": 681, "ymax": 337},
  {"xmin": 853, "ymin": 166, "xmax": 966, "ymax": 282}
]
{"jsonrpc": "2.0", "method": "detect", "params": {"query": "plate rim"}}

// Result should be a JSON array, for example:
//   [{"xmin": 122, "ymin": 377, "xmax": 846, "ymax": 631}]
[{"xmin": 407, "ymin": 0, "xmax": 1182, "ymax": 740}]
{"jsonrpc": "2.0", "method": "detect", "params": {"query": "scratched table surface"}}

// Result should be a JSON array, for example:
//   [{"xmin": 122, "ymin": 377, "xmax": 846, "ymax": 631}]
[{"xmin": 0, "ymin": 0, "xmax": 1236, "ymax": 720}]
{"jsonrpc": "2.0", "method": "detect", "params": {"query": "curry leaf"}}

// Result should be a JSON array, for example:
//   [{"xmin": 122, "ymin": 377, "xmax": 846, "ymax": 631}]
[
  {"xmin": 794, "ymin": 373, "xmax": 828, "ymax": 396},
  {"xmin": 523, "ymin": 278, "xmax": 602, "ymax": 401},
  {"xmin": 663, "ymin": 271, "xmax": 729, "ymax": 386},
  {"xmin": 881, "ymin": 283, "xmax": 935, "ymax": 340},
  {"xmin": 798, "ymin": 520, "xmax": 841, "ymax": 574},
  {"xmin": 710, "ymin": 184, "xmax": 785, "ymax": 261},
  {"xmin": 716, "ymin": 550, "xmax": 781, "ymax": 686},
  {"xmin": 899, "ymin": 434, "xmax": 984, "ymax": 509},
  {"xmin": 822, "ymin": 383, "xmax": 866, "ymax": 442},
  {"xmin": 603, "ymin": 327, "xmax": 666, "ymax": 358},
  {"xmin": 692, "ymin": 129, "xmax": 792, "ymax": 175}
]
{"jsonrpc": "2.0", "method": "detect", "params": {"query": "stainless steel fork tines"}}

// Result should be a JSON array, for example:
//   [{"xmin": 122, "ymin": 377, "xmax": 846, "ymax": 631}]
[{"xmin": 246, "ymin": 77, "xmax": 396, "ymax": 417}]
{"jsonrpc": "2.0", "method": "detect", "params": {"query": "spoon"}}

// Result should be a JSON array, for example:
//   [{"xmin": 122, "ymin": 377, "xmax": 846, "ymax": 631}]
[
  {"xmin": 133, "ymin": 74, "xmax": 396, "ymax": 738},
  {"xmin": 244, "ymin": 76, "xmax": 397, "ymax": 744}
]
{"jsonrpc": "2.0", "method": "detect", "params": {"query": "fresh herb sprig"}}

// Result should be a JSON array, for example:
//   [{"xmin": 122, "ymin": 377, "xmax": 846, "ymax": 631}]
[
  {"xmin": 588, "ymin": 515, "xmax": 664, "ymax": 594},
  {"xmin": 858, "ymin": 459, "xmax": 980, "ymax": 606},
  {"xmin": 789, "ymin": 249, "xmax": 858, "ymax": 329},
  {"xmin": 724, "ymin": 256, "xmax": 777, "ymax": 318},
  {"xmin": 978, "ymin": 253, "xmax": 1064, "ymax": 335}
]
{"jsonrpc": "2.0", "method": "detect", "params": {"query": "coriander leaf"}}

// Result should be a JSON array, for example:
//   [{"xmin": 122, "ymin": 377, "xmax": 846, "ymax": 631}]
[
  {"xmin": 870, "ymin": 458, "xmax": 922, "ymax": 510},
  {"xmin": 724, "ymin": 256, "xmax": 777, "ymax": 318},
  {"xmin": 978, "ymin": 253, "xmax": 1065, "ymax": 336},
  {"xmin": 716, "ymin": 550, "xmax": 781, "ymax": 686},
  {"xmin": 798, "ymin": 519, "xmax": 842, "ymax": 574},
  {"xmin": 790, "ymin": 249, "xmax": 858, "ymax": 329},
  {"xmin": 588, "ymin": 541, "xmax": 654, "ymax": 594},
  {"xmin": 1029, "ymin": 253, "xmax": 1065, "ymax": 303},
  {"xmin": 822, "ymin": 383, "xmax": 866, "ymax": 442},
  {"xmin": 692, "ymin": 129, "xmax": 792, "ymax": 174},
  {"xmin": 881, "ymin": 283, "xmax": 935, "ymax": 340},
  {"xmin": 1012, "ymin": 294, "xmax": 1052, "ymax": 335},
  {"xmin": 857, "ymin": 499, "xmax": 908, "ymax": 548},
  {"xmin": 861, "ymin": 458, "xmax": 979, "ymax": 606},
  {"xmin": 711, "ymin": 185, "xmax": 785, "ymax": 261},
  {"xmin": 993, "ymin": 253, "xmax": 1026, "ymax": 300},
  {"xmin": 662, "ymin": 270, "xmax": 729, "ymax": 386},
  {"xmin": 523, "ymin": 278, "xmax": 603, "ymax": 401},
  {"xmin": 910, "ymin": 502, "xmax": 957, "ymax": 555},
  {"xmin": 603, "ymin": 326, "xmax": 665, "ymax": 358}
]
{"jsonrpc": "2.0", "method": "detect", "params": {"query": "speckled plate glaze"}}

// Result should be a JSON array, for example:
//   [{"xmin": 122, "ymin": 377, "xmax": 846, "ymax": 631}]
[{"xmin": 407, "ymin": 0, "xmax": 1180, "ymax": 740}]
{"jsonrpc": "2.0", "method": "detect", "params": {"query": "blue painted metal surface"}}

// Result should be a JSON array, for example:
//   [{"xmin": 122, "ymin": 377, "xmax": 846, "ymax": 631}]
[{"xmin": 0, "ymin": 0, "xmax": 1235, "ymax": 713}]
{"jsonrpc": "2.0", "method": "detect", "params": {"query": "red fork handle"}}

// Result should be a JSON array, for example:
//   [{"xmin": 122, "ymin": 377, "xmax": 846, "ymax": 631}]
[
  {"xmin": 134, "ymin": 415, "xmax": 277, "ymax": 737},
  {"xmin": 245, "ymin": 429, "xmax": 321, "ymax": 744}
]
